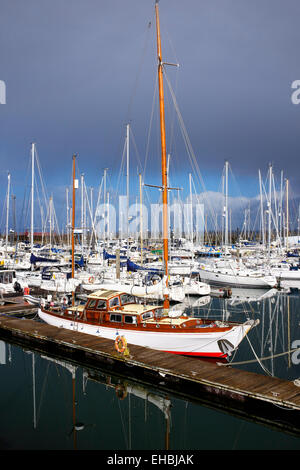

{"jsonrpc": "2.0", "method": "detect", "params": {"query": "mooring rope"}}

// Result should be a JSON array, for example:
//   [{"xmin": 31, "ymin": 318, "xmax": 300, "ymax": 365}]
[{"xmin": 219, "ymin": 334, "xmax": 300, "ymax": 369}]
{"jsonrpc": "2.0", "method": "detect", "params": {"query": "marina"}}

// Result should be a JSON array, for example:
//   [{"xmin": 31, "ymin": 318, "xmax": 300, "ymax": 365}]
[{"xmin": 1, "ymin": 0, "xmax": 300, "ymax": 453}]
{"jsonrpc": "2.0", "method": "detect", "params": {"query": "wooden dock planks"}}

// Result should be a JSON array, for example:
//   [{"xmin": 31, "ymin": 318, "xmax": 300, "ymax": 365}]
[
  {"xmin": 0, "ymin": 315, "xmax": 300, "ymax": 412},
  {"xmin": 0, "ymin": 296, "xmax": 38, "ymax": 316}
]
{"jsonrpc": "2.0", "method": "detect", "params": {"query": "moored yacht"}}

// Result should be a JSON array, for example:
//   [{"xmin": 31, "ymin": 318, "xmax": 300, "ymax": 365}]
[
  {"xmin": 197, "ymin": 259, "xmax": 277, "ymax": 289},
  {"xmin": 38, "ymin": 288, "xmax": 258, "ymax": 358}
]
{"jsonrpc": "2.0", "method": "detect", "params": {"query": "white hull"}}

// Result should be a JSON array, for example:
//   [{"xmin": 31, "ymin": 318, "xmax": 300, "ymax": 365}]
[
  {"xmin": 38, "ymin": 308, "xmax": 255, "ymax": 357},
  {"xmin": 198, "ymin": 267, "xmax": 277, "ymax": 289},
  {"xmin": 82, "ymin": 279, "xmax": 185, "ymax": 302},
  {"xmin": 181, "ymin": 278, "xmax": 211, "ymax": 296},
  {"xmin": 39, "ymin": 279, "xmax": 81, "ymax": 293},
  {"xmin": 169, "ymin": 295, "xmax": 211, "ymax": 311},
  {"xmin": 228, "ymin": 287, "xmax": 278, "ymax": 305},
  {"xmin": 0, "ymin": 283, "xmax": 16, "ymax": 294},
  {"xmin": 144, "ymin": 262, "xmax": 195, "ymax": 275},
  {"xmin": 269, "ymin": 268, "xmax": 300, "ymax": 282}
]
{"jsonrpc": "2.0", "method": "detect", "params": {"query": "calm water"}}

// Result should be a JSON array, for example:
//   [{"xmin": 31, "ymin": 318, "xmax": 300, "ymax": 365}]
[{"xmin": 0, "ymin": 287, "xmax": 300, "ymax": 452}]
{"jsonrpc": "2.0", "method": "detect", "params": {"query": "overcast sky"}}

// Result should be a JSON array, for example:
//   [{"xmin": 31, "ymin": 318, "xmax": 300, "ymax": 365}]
[{"xmin": 1, "ymin": 0, "xmax": 300, "ymax": 231}]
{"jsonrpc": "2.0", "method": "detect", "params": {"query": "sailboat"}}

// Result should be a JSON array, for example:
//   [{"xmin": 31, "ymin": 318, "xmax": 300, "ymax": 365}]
[
  {"xmin": 38, "ymin": 1, "xmax": 257, "ymax": 358},
  {"xmin": 38, "ymin": 287, "xmax": 257, "ymax": 358},
  {"xmin": 197, "ymin": 259, "xmax": 277, "ymax": 289},
  {"xmin": 83, "ymin": 272, "xmax": 186, "ymax": 302}
]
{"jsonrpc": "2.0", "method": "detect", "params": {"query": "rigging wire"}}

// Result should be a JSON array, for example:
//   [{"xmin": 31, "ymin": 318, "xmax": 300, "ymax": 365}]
[
  {"xmin": 163, "ymin": 68, "xmax": 220, "ymax": 235},
  {"xmin": 108, "ymin": 15, "xmax": 155, "ymax": 181},
  {"xmin": 125, "ymin": 17, "xmax": 154, "ymax": 124},
  {"xmin": 143, "ymin": 75, "xmax": 158, "ymax": 182},
  {"xmin": 36, "ymin": 361, "xmax": 51, "ymax": 425},
  {"xmin": 220, "ymin": 340, "xmax": 300, "ymax": 370}
]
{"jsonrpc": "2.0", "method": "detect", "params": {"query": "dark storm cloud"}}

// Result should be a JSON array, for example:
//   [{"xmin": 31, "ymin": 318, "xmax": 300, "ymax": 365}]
[{"xmin": 0, "ymin": 0, "xmax": 300, "ymax": 213}]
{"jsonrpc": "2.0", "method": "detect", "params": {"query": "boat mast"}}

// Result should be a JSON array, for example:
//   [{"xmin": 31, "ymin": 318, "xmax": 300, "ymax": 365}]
[
  {"xmin": 155, "ymin": 0, "xmax": 169, "ymax": 310},
  {"xmin": 5, "ymin": 172, "xmax": 11, "ymax": 252},
  {"xmin": 224, "ymin": 160, "xmax": 229, "ymax": 246},
  {"xmin": 286, "ymin": 178, "xmax": 289, "ymax": 252},
  {"xmin": 103, "ymin": 168, "xmax": 107, "ymax": 265},
  {"xmin": 258, "ymin": 170, "xmax": 265, "ymax": 247},
  {"xmin": 31, "ymin": 143, "xmax": 35, "ymax": 255},
  {"xmin": 268, "ymin": 164, "xmax": 272, "ymax": 256},
  {"xmin": 126, "ymin": 123, "xmax": 130, "ymax": 259},
  {"xmin": 81, "ymin": 174, "xmax": 84, "ymax": 255},
  {"xmin": 49, "ymin": 195, "xmax": 53, "ymax": 252},
  {"xmin": 189, "ymin": 173, "xmax": 193, "ymax": 243},
  {"xmin": 280, "ymin": 170, "xmax": 284, "ymax": 244},
  {"xmin": 139, "ymin": 172, "xmax": 143, "ymax": 265},
  {"xmin": 72, "ymin": 154, "xmax": 76, "ymax": 305},
  {"xmin": 66, "ymin": 187, "xmax": 70, "ymax": 247}
]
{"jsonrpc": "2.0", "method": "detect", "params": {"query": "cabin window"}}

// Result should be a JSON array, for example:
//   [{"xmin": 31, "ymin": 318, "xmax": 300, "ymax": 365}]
[
  {"xmin": 110, "ymin": 313, "xmax": 122, "ymax": 323},
  {"xmin": 0, "ymin": 272, "xmax": 13, "ymax": 284},
  {"xmin": 153, "ymin": 308, "xmax": 163, "ymax": 318},
  {"xmin": 87, "ymin": 299, "xmax": 97, "ymax": 309},
  {"xmin": 141, "ymin": 312, "xmax": 153, "ymax": 321},
  {"xmin": 120, "ymin": 294, "xmax": 135, "ymax": 305},
  {"xmin": 124, "ymin": 315, "xmax": 137, "ymax": 324},
  {"xmin": 109, "ymin": 297, "xmax": 120, "ymax": 308},
  {"xmin": 96, "ymin": 300, "xmax": 106, "ymax": 310}
]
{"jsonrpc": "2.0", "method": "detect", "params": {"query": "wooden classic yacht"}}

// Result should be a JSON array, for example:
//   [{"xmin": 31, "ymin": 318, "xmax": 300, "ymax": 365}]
[
  {"xmin": 38, "ymin": 288, "xmax": 258, "ymax": 358},
  {"xmin": 38, "ymin": 3, "xmax": 258, "ymax": 359}
]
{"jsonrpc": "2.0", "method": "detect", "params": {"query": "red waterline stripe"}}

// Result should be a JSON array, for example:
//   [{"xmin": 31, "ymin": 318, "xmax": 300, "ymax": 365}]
[{"xmin": 164, "ymin": 350, "xmax": 227, "ymax": 358}]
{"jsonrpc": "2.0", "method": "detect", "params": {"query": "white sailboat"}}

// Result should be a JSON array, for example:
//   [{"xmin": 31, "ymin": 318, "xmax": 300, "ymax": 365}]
[
  {"xmin": 81, "ymin": 271, "xmax": 186, "ymax": 303},
  {"xmin": 197, "ymin": 259, "xmax": 277, "ymax": 289}
]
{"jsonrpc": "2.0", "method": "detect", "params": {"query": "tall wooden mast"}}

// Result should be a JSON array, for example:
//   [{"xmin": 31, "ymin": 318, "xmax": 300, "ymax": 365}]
[
  {"xmin": 72, "ymin": 154, "xmax": 76, "ymax": 305},
  {"xmin": 286, "ymin": 178, "xmax": 289, "ymax": 252},
  {"xmin": 30, "ymin": 143, "xmax": 35, "ymax": 256},
  {"xmin": 155, "ymin": 0, "xmax": 169, "ymax": 310}
]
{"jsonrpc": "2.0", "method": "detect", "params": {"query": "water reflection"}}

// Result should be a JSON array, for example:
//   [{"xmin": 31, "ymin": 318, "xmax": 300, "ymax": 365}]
[
  {"xmin": 3, "ymin": 348, "xmax": 175, "ymax": 450},
  {"xmin": 187, "ymin": 287, "xmax": 300, "ymax": 381},
  {"xmin": 33, "ymin": 354, "xmax": 172, "ymax": 450},
  {"xmin": 0, "ymin": 343, "xmax": 299, "ymax": 450}
]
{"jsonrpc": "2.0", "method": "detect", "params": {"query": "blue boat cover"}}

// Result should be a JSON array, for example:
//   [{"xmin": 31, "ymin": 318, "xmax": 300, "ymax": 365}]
[{"xmin": 30, "ymin": 253, "xmax": 58, "ymax": 265}]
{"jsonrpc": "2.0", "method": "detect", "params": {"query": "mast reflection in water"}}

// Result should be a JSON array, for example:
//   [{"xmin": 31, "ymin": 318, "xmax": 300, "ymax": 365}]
[{"xmin": 0, "ymin": 289, "xmax": 300, "ymax": 450}]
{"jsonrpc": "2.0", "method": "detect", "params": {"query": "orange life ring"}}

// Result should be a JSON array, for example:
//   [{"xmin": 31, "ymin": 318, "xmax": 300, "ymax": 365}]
[
  {"xmin": 115, "ymin": 335, "xmax": 127, "ymax": 353},
  {"xmin": 88, "ymin": 276, "xmax": 95, "ymax": 284},
  {"xmin": 115, "ymin": 384, "xmax": 128, "ymax": 400}
]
